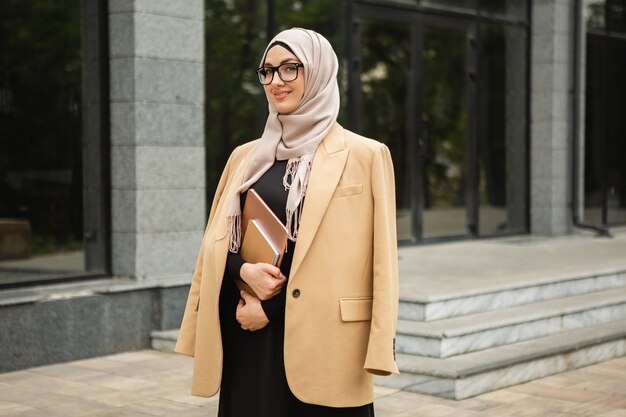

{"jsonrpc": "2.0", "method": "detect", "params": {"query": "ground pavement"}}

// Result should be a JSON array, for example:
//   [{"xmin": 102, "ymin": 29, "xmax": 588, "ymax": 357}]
[{"xmin": 0, "ymin": 350, "xmax": 625, "ymax": 416}]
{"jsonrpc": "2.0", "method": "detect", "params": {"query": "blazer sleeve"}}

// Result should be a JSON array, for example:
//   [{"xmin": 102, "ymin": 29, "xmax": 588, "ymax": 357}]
[
  {"xmin": 175, "ymin": 148, "xmax": 237, "ymax": 357},
  {"xmin": 363, "ymin": 143, "xmax": 400, "ymax": 375}
]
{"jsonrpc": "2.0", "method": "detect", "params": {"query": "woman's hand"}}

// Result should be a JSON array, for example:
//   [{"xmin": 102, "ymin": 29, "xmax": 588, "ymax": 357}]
[
  {"xmin": 236, "ymin": 290, "xmax": 269, "ymax": 331},
  {"xmin": 240, "ymin": 262, "xmax": 286, "ymax": 301}
]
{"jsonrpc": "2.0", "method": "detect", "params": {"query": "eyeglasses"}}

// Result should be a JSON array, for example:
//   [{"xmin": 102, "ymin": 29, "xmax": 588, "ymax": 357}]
[{"xmin": 256, "ymin": 63, "xmax": 304, "ymax": 85}]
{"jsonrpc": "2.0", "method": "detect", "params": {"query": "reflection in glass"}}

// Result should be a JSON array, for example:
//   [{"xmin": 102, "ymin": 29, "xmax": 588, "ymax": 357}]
[
  {"xmin": 360, "ymin": 20, "xmax": 414, "ymax": 241},
  {"xmin": 585, "ymin": 0, "xmax": 606, "ymax": 30},
  {"xmin": 477, "ymin": 23, "xmax": 527, "ymax": 235},
  {"xmin": 0, "ymin": 0, "xmax": 85, "ymax": 285},
  {"xmin": 421, "ymin": 26, "xmax": 468, "ymax": 238},
  {"xmin": 584, "ymin": 33, "xmax": 626, "ymax": 225},
  {"xmin": 204, "ymin": 0, "xmax": 269, "ymax": 203}
]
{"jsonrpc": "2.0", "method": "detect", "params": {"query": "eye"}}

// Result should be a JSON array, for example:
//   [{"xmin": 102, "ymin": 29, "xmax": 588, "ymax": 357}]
[
  {"xmin": 283, "ymin": 64, "xmax": 298, "ymax": 73},
  {"xmin": 259, "ymin": 68, "xmax": 273, "ymax": 77}
]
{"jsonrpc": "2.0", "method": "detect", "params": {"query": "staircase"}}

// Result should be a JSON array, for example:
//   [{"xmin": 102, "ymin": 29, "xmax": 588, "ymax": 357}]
[
  {"xmin": 377, "ymin": 269, "xmax": 626, "ymax": 399},
  {"xmin": 153, "ymin": 231, "xmax": 626, "ymax": 400}
]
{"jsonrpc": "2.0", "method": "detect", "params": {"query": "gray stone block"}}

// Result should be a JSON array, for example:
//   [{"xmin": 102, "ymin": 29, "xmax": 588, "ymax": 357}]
[
  {"xmin": 111, "ymin": 231, "xmax": 137, "ymax": 277},
  {"xmin": 134, "ymin": 231, "xmax": 204, "ymax": 280},
  {"xmin": 554, "ymin": 3, "xmax": 572, "ymax": 34},
  {"xmin": 134, "ymin": 13, "xmax": 203, "ymax": 61},
  {"xmin": 110, "ymin": 102, "xmax": 136, "ymax": 145},
  {"xmin": 158, "ymin": 288, "xmax": 189, "ymax": 330},
  {"xmin": 108, "ymin": 13, "xmax": 134, "ymax": 58},
  {"xmin": 135, "ymin": 146, "xmax": 204, "ymax": 189},
  {"xmin": 111, "ymin": 189, "xmax": 137, "ymax": 233},
  {"xmin": 531, "ymin": 207, "xmax": 553, "ymax": 235},
  {"xmin": 530, "ymin": 62, "xmax": 554, "ymax": 94},
  {"xmin": 530, "ymin": 178, "xmax": 555, "ymax": 209},
  {"xmin": 109, "ymin": 0, "xmax": 133, "ymax": 13},
  {"xmin": 553, "ymin": 32, "xmax": 573, "ymax": 64},
  {"xmin": 530, "ymin": 120, "xmax": 570, "ymax": 151},
  {"xmin": 133, "ymin": 58, "xmax": 204, "ymax": 104},
  {"xmin": 0, "ymin": 284, "xmax": 188, "ymax": 372},
  {"xmin": 111, "ymin": 102, "xmax": 204, "ymax": 146},
  {"xmin": 531, "ymin": 91, "xmax": 556, "ymax": 123},
  {"xmin": 136, "ymin": 189, "xmax": 206, "ymax": 233},
  {"xmin": 110, "ymin": 57, "xmax": 135, "ymax": 102},
  {"xmin": 110, "ymin": 0, "xmax": 203, "ymax": 19},
  {"xmin": 531, "ymin": 32, "xmax": 555, "ymax": 63},
  {"xmin": 134, "ymin": 102, "xmax": 204, "ymax": 146},
  {"xmin": 549, "ymin": 120, "xmax": 570, "ymax": 149},
  {"xmin": 111, "ymin": 145, "xmax": 136, "ymax": 189},
  {"xmin": 134, "ymin": 0, "xmax": 204, "ymax": 20}
]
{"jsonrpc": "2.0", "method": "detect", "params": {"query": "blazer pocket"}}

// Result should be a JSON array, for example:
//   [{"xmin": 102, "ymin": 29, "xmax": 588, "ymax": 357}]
[
  {"xmin": 332, "ymin": 183, "xmax": 363, "ymax": 198},
  {"xmin": 339, "ymin": 297, "xmax": 373, "ymax": 322}
]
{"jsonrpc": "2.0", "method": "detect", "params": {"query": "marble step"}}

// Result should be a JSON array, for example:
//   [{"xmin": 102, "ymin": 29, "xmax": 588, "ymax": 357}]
[
  {"xmin": 151, "ymin": 329, "xmax": 178, "ymax": 352},
  {"xmin": 399, "ymin": 269, "xmax": 626, "ymax": 322},
  {"xmin": 377, "ymin": 320, "xmax": 626, "ymax": 399},
  {"xmin": 396, "ymin": 286, "xmax": 626, "ymax": 358}
]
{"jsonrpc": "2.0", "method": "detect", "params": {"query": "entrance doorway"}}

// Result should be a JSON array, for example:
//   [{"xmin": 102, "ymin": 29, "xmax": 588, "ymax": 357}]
[{"xmin": 349, "ymin": 5, "xmax": 478, "ymax": 242}]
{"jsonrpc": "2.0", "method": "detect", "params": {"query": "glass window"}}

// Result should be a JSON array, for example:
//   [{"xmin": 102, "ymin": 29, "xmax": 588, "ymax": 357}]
[
  {"xmin": 359, "ymin": 19, "xmax": 414, "ymax": 241},
  {"xmin": 420, "ymin": 25, "xmax": 469, "ymax": 239},
  {"xmin": 584, "ymin": 33, "xmax": 626, "ymax": 226},
  {"xmin": 0, "ymin": 0, "xmax": 99, "ymax": 286},
  {"xmin": 479, "ymin": 0, "xmax": 527, "ymax": 19},
  {"xmin": 477, "ymin": 23, "xmax": 528, "ymax": 235},
  {"xmin": 204, "ymin": 0, "xmax": 269, "ymax": 203},
  {"xmin": 586, "ymin": 0, "xmax": 606, "ymax": 30}
]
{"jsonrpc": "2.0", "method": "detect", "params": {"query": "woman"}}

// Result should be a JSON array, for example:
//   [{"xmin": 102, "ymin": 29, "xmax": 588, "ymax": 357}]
[{"xmin": 176, "ymin": 28, "xmax": 399, "ymax": 417}]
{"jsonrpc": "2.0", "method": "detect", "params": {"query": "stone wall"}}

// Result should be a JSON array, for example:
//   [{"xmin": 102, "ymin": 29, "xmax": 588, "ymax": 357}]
[{"xmin": 108, "ymin": 0, "xmax": 206, "ymax": 280}]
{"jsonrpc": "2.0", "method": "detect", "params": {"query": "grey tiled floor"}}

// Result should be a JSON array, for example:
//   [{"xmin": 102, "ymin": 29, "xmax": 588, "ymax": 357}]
[{"xmin": 0, "ymin": 350, "xmax": 625, "ymax": 416}]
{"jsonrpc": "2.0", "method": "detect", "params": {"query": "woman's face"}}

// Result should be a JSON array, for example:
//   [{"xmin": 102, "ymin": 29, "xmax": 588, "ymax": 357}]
[{"xmin": 262, "ymin": 45, "xmax": 305, "ymax": 114}]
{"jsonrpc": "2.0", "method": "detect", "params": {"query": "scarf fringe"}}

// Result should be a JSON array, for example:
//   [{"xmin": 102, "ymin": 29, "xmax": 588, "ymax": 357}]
[
  {"xmin": 228, "ymin": 214, "xmax": 241, "ymax": 252},
  {"xmin": 283, "ymin": 159, "xmax": 297, "ymax": 191},
  {"xmin": 283, "ymin": 157, "xmax": 312, "ymax": 242}
]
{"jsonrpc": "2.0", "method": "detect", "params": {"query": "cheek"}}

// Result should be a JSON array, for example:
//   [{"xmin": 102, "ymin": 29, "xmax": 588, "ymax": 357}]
[{"xmin": 295, "ymin": 80, "xmax": 306, "ymax": 102}]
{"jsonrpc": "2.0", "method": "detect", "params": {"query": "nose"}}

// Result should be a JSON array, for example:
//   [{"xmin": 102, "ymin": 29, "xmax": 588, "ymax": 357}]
[{"xmin": 270, "ymin": 73, "xmax": 285, "ymax": 86}]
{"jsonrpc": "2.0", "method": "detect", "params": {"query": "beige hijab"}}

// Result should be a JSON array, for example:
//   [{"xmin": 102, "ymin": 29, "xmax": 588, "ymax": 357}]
[{"xmin": 228, "ymin": 28, "xmax": 340, "ymax": 252}]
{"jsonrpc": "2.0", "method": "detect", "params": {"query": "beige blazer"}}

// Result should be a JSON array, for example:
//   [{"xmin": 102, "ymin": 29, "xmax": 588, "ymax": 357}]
[{"xmin": 175, "ymin": 123, "xmax": 399, "ymax": 407}]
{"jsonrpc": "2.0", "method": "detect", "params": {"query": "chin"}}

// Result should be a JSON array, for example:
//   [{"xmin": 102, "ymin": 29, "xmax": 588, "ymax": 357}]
[{"xmin": 275, "ymin": 103, "xmax": 298, "ymax": 114}]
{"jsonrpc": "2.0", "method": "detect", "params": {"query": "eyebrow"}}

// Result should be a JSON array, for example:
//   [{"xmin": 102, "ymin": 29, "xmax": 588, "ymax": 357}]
[{"xmin": 263, "ymin": 58, "xmax": 301, "ymax": 67}]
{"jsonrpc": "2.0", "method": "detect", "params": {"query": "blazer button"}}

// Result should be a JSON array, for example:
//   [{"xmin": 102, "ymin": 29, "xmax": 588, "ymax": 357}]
[{"xmin": 292, "ymin": 289, "xmax": 301, "ymax": 298}]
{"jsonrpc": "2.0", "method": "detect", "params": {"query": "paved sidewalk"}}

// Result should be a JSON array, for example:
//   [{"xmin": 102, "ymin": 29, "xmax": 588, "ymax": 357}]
[{"xmin": 0, "ymin": 351, "xmax": 624, "ymax": 416}]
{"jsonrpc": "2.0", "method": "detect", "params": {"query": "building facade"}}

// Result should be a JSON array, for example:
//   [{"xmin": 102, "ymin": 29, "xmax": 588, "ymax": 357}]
[{"xmin": 0, "ymin": 0, "xmax": 625, "ymax": 370}]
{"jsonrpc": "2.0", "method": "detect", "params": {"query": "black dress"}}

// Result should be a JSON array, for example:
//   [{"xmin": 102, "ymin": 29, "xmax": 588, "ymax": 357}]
[{"xmin": 217, "ymin": 160, "xmax": 375, "ymax": 417}]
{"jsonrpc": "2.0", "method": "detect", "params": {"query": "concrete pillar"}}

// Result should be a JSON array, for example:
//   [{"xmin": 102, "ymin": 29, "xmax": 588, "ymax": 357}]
[
  {"xmin": 530, "ymin": 0, "xmax": 575, "ymax": 235},
  {"xmin": 109, "ymin": 0, "xmax": 205, "ymax": 280}
]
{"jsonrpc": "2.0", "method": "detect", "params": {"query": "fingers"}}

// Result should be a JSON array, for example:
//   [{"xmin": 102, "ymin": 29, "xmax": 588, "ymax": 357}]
[
  {"xmin": 258, "ymin": 263, "xmax": 285, "ymax": 280},
  {"xmin": 236, "ymin": 293, "xmax": 268, "ymax": 332}
]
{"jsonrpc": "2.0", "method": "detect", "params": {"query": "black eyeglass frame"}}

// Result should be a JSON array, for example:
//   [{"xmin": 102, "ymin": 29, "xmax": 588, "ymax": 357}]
[{"xmin": 256, "ymin": 63, "xmax": 304, "ymax": 85}]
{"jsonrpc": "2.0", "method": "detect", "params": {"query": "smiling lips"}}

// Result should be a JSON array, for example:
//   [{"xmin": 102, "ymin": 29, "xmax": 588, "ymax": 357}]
[{"xmin": 273, "ymin": 90, "xmax": 291, "ymax": 100}]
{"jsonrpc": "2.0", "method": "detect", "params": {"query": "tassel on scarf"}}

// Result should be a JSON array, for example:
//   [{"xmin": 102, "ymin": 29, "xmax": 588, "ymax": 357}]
[
  {"xmin": 283, "ymin": 156, "xmax": 312, "ymax": 242},
  {"xmin": 228, "ymin": 213, "xmax": 241, "ymax": 253}
]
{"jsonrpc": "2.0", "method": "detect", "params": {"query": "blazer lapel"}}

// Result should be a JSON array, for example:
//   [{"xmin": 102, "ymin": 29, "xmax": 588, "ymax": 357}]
[{"xmin": 289, "ymin": 124, "xmax": 349, "ymax": 280}]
